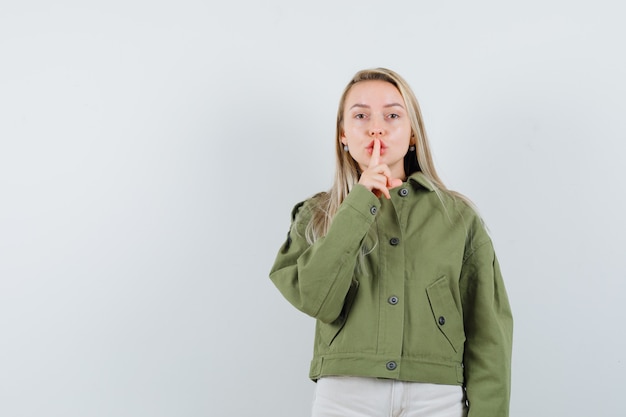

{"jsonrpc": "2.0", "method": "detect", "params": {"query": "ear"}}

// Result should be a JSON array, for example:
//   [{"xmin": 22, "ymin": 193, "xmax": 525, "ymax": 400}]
[{"xmin": 340, "ymin": 131, "xmax": 347, "ymax": 144}]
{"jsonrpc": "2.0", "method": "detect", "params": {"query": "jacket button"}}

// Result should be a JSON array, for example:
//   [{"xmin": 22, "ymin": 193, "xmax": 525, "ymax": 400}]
[
  {"xmin": 388, "ymin": 296, "xmax": 399, "ymax": 305},
  {"xmin": 389, "ymin": 237, "xmax": 400, "ymax": 246},
  {"xmin": 386, "ymin": 361, "xmax": 397, "ymax": 371},
  {"xmin": 438, "ymin": 316, "xmax": 446, "ymax": 325},
  {"xmin": 398, "ymin": 188, "xmax": 409, "ymax": 197},
  {"xmin": 370, "ymin": 206, "xmax": 377, "ymax": 215}
]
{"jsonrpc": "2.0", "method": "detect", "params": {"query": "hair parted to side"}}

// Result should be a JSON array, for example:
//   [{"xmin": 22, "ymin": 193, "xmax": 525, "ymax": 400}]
[{"xmin": 304, "ymin": 68, "xmax": 468, "ymax": 243}]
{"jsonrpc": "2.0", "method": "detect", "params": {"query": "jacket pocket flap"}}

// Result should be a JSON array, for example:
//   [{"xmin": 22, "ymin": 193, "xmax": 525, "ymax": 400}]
[{"xmin": 426, "ymin": 276, "xmax": 465, "ymax": 352}]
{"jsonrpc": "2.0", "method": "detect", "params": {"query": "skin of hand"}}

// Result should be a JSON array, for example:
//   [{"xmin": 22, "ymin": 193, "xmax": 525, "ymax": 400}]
[{"xmin": 358, "ymin": 138, "xmax": 403, "ymax": 199}]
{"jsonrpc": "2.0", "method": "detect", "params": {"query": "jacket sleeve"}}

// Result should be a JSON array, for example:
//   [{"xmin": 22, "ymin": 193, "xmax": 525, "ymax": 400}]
[
  {"xmin": 460, "ymin": 224, "xmax": 514, "ymax": 417},
  {"xmin": 269, "ymin": 185, "xmax": 380, "ymax": 324}
]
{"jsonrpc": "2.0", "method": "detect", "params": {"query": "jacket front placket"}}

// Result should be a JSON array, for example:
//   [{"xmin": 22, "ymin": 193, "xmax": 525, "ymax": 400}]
[{"xmin": 375, "ymin": 193, "xmax": 407, "ymax": 378}]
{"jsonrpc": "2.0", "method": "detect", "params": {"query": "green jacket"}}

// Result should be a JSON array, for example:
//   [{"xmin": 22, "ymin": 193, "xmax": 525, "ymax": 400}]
[{"xmin": 270, "ymin": 172, "xmax": 513, "ymax": 417}]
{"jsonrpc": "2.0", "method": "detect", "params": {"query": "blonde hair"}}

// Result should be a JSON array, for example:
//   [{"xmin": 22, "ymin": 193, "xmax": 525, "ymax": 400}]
[{"xmin": 305, "ymin": 68, "xmax": 468, "ymax": 243}]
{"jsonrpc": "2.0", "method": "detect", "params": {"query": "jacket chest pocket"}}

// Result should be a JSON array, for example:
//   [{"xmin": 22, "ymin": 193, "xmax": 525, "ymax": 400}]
[
  {"xmin": 426, "ymin": 276, "xmax": 465, "ymax": 353},
  {"xmin": 318, "ymin": 279, "xmax": 359, "ymax": 346}
]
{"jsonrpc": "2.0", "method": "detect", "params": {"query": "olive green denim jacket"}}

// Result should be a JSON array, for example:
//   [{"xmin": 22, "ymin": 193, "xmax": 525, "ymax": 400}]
[{"xmin": 270, "ymin": 172, "xmax": 513, "ymax": 417}]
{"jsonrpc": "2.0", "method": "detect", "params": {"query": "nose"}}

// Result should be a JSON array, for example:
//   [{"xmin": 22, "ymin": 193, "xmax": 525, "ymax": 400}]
[
  {"xmin": 369, "ymin": 128, "xmax": 383, "ymax": 137},
  {"xmin": 369, "ymin": 115, "xmax": 385, "ymax": 137},
  {"xmin": 369, "ymin": 121, "xmax": 384, "ymax": 137}
]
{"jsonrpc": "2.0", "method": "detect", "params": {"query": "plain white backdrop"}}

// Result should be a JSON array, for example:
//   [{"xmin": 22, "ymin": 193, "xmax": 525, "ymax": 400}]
[{"xmin": 1, "ymin": 1, "xmax": 625, "ymax": 416}]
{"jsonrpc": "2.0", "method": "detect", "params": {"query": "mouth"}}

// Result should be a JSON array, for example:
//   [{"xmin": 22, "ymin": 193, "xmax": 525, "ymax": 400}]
[{"xmin": 366, "ymin": 139, "xmax": 387, "ymax": 155}]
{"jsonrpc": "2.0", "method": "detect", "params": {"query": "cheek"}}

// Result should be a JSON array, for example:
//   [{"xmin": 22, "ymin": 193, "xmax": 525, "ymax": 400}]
[
  {"xmin": 343, "ymin": 127, "xmax": 360, "ymax": 143},
  {"xmin": 344, "ymin": 119, "xmax": 366, "ymax": 133}
]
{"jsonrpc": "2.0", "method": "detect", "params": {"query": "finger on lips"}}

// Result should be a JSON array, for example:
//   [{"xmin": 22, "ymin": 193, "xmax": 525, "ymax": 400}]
[
  {"xmin": 370, "ymin": 138, "xmax": 381, "ymax": 166},
  {"xmin": 361, "ymin": 137, "xmax": 402, "ymax": 199}
]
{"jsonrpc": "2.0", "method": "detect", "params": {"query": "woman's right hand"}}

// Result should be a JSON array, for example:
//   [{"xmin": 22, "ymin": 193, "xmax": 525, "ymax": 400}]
[{"xmin": 358, "ymin": 138, "xmax": 403, "ymax": 199}]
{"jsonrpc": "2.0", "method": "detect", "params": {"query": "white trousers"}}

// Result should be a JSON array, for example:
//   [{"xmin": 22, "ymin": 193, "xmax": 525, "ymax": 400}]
[{"xmin": 311, "ymin": 376, "xmax": 468, "ymax": 417}]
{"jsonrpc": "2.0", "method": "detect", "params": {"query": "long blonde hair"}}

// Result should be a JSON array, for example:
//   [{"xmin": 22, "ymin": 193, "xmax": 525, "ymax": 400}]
[{"xmin": 305, "ymin": 68, "xmax": 466, "ymax": 243}]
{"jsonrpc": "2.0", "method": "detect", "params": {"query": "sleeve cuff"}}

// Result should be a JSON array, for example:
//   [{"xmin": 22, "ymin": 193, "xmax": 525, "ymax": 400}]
[{"xmin": 340, "ymin": 184, "xmax": 381, "ymax": 219}]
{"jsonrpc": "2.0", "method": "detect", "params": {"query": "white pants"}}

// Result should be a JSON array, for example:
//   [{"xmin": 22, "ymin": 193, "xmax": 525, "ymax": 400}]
[{"xmin": 311, "ymin": 376, "xmax": 468, "ymax": 417}]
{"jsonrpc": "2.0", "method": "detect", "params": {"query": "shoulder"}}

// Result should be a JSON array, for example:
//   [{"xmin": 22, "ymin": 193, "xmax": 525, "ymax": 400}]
[
  {"xmin": 448, "ymin": 195, "xmax": 496, "ymax": 262},
  {"xmin": 290, "ymin": 191, "xmax": 329, "ymax": 222},
  {"xmin": 437, "ymin": 189, "xmax": 493, "ymax": 250}
]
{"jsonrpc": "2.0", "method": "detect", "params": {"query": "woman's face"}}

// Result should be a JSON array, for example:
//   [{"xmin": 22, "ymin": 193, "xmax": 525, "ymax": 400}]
[{"xmin": 341, "ymin": 80, "xmax": 412, "ymax": 180}]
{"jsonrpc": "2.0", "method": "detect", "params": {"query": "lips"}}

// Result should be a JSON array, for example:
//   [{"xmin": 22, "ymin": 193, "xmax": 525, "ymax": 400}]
[{"xmin": 366, "ymin": 139, "xmax": 387, "ymax": 155}]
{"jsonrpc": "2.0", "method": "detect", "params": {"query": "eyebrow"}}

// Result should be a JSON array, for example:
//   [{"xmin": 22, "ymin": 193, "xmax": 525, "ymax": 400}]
[{"xmin": 349, "ymin": 102, "xmax": 405, "ymax": 110}]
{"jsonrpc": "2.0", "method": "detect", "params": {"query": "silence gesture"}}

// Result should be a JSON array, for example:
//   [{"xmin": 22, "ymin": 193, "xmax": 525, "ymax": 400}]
[{"xmin": 358, "ymin": 138, "xmax": 403, "ymax": 199}]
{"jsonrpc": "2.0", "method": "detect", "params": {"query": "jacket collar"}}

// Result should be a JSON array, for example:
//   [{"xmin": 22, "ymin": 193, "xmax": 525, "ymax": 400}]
[{"xmin": 407, "ymin": 171, "xmax": 436, "ymax": 192}]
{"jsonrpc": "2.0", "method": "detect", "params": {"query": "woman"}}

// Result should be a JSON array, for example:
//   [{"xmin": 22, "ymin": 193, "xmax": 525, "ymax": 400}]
[{"xmin": 269, "ymin": 68, "xmax": 513, "ymax": 417}]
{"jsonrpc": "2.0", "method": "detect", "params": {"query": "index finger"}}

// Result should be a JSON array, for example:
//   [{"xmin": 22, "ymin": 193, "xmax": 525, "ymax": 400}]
[{"xmin": 370, "ymin": 138, "xmax": 381, "ymax": 167}]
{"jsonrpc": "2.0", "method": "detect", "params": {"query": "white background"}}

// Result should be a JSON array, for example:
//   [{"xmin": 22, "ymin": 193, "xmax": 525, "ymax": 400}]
[{"xmin": 1, "ymin": 1, "xmax": 625, "ymax": 416}]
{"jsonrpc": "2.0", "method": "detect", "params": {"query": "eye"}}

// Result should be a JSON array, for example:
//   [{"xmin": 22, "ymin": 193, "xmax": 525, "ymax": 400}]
[
  {"xmin": 387, "ymin": 113, "xmax": 400, "ymax": 119},
  {"xmin": 355, "ymin": 113, "xmax": 367, "ymax": 119}
]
